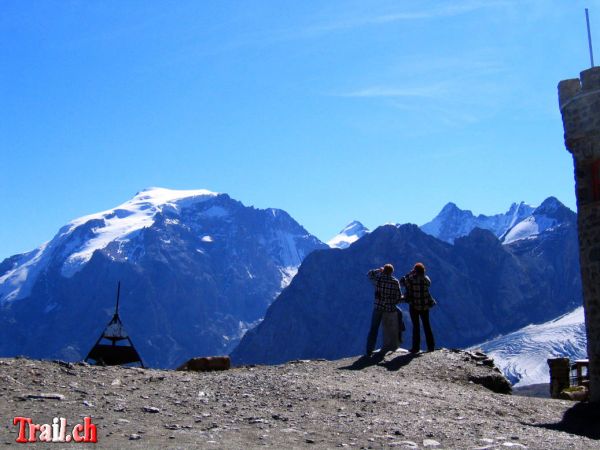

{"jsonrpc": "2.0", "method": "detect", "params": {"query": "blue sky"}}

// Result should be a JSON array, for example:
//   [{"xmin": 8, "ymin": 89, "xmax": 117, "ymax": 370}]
[{"xmin": 0, "ymin": 0, "xmax": 596, "ymax": 259}]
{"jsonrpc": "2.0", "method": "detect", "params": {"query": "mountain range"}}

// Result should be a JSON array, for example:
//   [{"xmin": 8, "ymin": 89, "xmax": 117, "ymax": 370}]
[
  {"xmin": 420, "ymin": 201, "xmax": 533, "ymax": 243},
  {"xmin": 0, "ymin": 188, "xmax": 326, "ymax": 367},
  {"xmin": 328, "ymin": 197, "xmax": 569, "ymax": 249},
  {"xmin": 0, "ymin": 190, "xmax": 582, "ymax": 371},
  {"xmin": 233, "ymin": 197, "xmax": 581, "ymax": 364}
]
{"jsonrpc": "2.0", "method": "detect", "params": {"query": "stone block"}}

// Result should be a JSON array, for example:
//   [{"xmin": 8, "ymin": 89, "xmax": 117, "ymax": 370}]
[{"xmin": 176, "ymin": 356, "xmax": 231, "ymax": 372}]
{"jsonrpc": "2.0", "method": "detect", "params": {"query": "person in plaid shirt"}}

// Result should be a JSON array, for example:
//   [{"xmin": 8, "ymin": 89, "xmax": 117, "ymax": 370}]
[
  {"xmin": 400, "ymin": 262, "xmax": 436, "ymax": 353},
  {"xmin": 365, "ymin": 264, "xmax": 402, "ymax": 356}
]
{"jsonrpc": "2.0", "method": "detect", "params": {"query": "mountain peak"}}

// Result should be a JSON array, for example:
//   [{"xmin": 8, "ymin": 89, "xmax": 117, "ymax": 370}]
[
  {"xmin": 534, "ymin": 196, "xmax": 567, "ymax": 215},
  {"xmin": 506, "ymin": 201, "xmax": 533, "ymax": 215},
  {"xmin": 422, "ymin": 200, "xmax": 538, "ymax": 244},
  {"xmin": 327, "ymin": 221, "xmax": 370, "ymax": 249},
  {"xmin": 132, "ymin": 187, "xmax": 220, "ymax": 205},
  {"xmin": 440, "ymin": 202, "xmax": 463, "ymax": 214},
  {"xmin": 501, "ymin": 197, "xmax": 574, "ymax": 245},
  {"xmin": 341, "ymin": 220, "xmax": 367, "ymax": 234}
]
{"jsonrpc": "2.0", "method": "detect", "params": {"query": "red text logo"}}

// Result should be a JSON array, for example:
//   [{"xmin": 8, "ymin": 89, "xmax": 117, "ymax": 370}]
[{"xmin": 13, "ymin": 417, "xmax": 97, "ymax": 443}]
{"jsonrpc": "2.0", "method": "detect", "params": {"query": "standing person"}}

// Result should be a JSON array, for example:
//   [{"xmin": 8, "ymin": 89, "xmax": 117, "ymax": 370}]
[
  {"xmin": 366, "ymin": 264, "xmax": 402, "ymax": 357},
  {"xmin": 401, "ymin": 263, "xmax": 436, "ymax": 353}
]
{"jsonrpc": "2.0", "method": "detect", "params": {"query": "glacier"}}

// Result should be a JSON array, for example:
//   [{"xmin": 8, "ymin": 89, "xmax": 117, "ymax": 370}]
[{"xmin": 475, "ymin": 307, "xmax": 587, "ymax": 387}]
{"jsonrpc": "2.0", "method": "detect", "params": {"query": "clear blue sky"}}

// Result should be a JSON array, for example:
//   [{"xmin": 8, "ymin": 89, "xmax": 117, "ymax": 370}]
[{"xmin": 0, "ymin": 0, "xmax": 596, "ymax": 259}]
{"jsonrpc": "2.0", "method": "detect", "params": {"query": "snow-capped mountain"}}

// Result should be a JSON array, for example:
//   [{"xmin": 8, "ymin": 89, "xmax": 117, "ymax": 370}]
[
  {"xmin": 475, "ymin": 307, "xmax": 587, "ymax": 387},
  {"xmin": 327, "ymin": 221, "xmax": 370, "ymax": 249},
  {"xmin": 421, "ymin": 201, "xmax": 534, "ymax": 243},
  {"xmin": 501, "ymin": 197, "xmax": 575, "ymax": 244},
  {"xmin": 1, "ymin": 188, "xmax": 221, "ymax": 302},
  {"xmin": 0, "ymin": 188, "xmax": 327, "ymax": 367}
]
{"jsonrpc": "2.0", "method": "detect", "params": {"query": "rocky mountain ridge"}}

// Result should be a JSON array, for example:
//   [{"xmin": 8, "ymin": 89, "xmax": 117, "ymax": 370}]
[
  {"xmin": 233, "ymin": 220, "xmax": 581, "ymax": 365},
  {"xmin": 420, "ymin": 197, "xmax": 571, "ymax": 245}
]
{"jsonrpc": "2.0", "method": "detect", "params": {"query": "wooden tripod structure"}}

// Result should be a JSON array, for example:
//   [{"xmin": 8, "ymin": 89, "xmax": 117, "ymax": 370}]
[{"xmin": 85, "ymin": 282, "xmax": 144, "ymax": 367}]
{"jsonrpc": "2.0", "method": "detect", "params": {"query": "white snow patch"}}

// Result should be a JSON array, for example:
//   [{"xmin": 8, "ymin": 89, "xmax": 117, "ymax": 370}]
[
  {"xmin": 502, "ymin": 215, "xmax": 558, "ymax": 244},
  {"xmin": 0, "ymin": 243, "xmax": 50, "ymax": 304},
  {"xmin": 201, "ymin": 235, "xmax": 214, "ymax": 243},
  {"xmin": 328, "ymin": 234, "xmax": 358, "ymax": 248},
  {"xmin": 327, "ymin": 221, "xmax": 369, "ymax": 249},
  {"xmin": 474, "ymin": 306, "xmax": 587, "ymax": 387},
  {"xmin": 60, "ymin": 187, "xmax": 218, "ymax": 277},
  {"xmin": 279, "ymin": 266, "xmax": 298, "ymax": 290},
  {"xmin": 224, "ymin": 319, "xmax": 264, "ymax": 343}
]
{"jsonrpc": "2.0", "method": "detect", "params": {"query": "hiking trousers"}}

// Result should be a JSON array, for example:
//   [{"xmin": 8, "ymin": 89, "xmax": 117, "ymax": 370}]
[{"xmin": 409, "ymin": 307, "xmax": 435, "ymax": 352}]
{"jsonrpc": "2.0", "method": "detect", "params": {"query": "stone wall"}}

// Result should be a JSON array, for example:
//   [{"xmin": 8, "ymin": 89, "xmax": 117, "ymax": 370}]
[{"xmin": 558, "ymin": 66, "xmax": 600, "ymax": 404}]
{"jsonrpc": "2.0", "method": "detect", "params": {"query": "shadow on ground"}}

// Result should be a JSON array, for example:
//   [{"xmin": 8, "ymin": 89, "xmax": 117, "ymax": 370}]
[
  {"xmin": 379, "ymin": 352, "xmax": 419, "ymax": 371},
  {"xmin": 338, "ymin": 351, "xmax": 418, "ymax": 371},
  {"xmin": 338, "ymin": 354, "xmax": 385, "ymax": 370},
  {"xmin": 531, "ymin": 402, "xmax": 600, "ymax": 440}
]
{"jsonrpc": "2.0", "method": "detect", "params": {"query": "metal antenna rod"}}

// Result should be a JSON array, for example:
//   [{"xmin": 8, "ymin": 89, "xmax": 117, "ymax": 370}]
[
  {"xmin": 115, "ymin": 281, "xmax": 121, "ymax": 315},
  {"xmin": 586, "ymin": 8, "xmax": 595, "ymax": 68}
]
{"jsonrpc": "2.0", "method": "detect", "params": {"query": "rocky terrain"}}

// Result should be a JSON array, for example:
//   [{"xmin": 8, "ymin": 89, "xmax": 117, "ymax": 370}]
[{"xmin": 1, "ymin": 349, "xmax": 597, "ymax": 449}]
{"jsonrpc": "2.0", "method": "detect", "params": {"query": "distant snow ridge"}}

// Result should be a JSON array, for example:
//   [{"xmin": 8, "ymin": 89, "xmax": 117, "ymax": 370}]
[
  {"xmin": 501, "ymin": 197, "xmax": 572, "ymax": 244},
  {"xmin": 475, "ymin": 307, "xmax": 587, "ymax": 387},
  {"xmin": 327, "ymin": 221, "xmax": 370, "ymax": 249},
  {"xmin": 421, "ymin": 201, "xmax": 534, "ymax": 243},
  {"xmin": 0, "ymin": 188, "xmax": 220, "ymax": 302},
  {"xmin": 61, "ymin": 188, "xmax": 219, "ymax": 277},
  {"xmin": 421, "ymin": 197, "xmax": 574, "ymax": 245},
  {"xmin": 0, "ymin": 187, "xmax": 322, "ymax": 305}
]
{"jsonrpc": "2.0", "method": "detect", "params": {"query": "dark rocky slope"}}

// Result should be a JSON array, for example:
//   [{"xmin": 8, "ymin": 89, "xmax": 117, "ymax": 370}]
[{"xmin": 232, "ymin": 223, "xmax": 581, "ymax": 365}]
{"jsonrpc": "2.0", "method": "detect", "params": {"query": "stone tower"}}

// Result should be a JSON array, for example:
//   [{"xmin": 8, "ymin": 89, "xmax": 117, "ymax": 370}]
[{"xmin": 558, "ymin": 66, "xmax": 600, "ymax": 404}]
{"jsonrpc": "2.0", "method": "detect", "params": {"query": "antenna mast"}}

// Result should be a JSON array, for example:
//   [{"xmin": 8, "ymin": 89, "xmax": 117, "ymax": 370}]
[
  {"xmin": 115, "ymin": 281, "xmax": 121, "ymax": 316},
  {"xmin": 586, "ymin": 8, "xmax": 595, "ymax": 67}
]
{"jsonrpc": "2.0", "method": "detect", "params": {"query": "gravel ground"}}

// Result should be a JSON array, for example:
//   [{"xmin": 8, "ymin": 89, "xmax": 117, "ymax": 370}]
[{"xmin": 0, "ymin": 349, "xmax": 598, "ymax": 449}]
